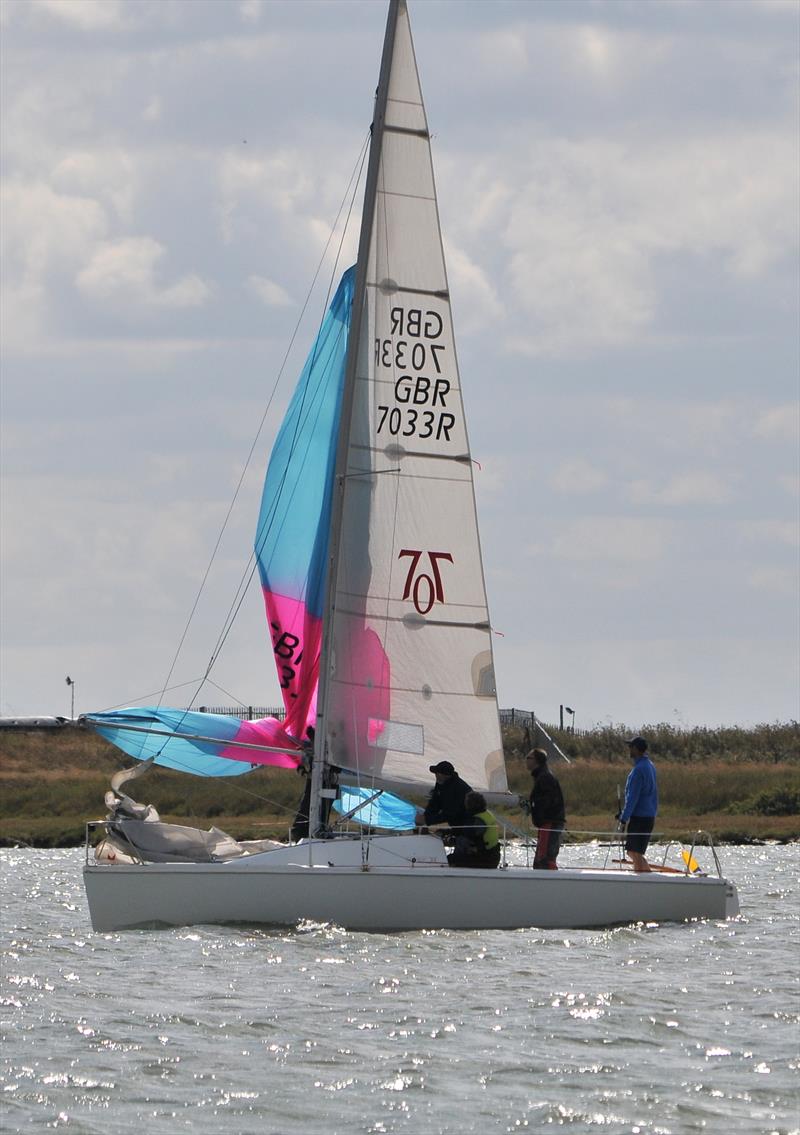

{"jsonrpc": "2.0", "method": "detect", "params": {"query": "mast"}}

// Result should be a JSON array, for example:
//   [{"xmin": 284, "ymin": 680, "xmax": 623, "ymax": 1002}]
[{"xmin": 310, "ymin": 0, "xmax": 402, "ymax": 835}]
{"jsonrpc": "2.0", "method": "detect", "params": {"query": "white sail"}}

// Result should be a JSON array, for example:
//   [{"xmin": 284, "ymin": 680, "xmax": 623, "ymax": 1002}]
[{"xmin": 321, "ymin": 0, "xmax": 506, "ymax": 795}]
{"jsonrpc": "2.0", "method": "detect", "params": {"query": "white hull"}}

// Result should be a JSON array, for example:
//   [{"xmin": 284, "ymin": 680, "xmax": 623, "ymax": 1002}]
[{"xmin": 83, "ymin": 836, "xmax": 739, "ymax": 933}]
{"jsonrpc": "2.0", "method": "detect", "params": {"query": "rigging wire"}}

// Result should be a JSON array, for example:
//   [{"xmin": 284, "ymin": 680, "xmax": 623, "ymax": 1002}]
[
  {"xmin": 99, "ymin": 679, "xmax": 211, "ymax": 714},
  {"xmin": 150, "ymin": 130, "xmax": 370, "ymax": 717},
  {"xmin": 200, "ymin": 134, "xmax": 369, "ymax": 684},
  {"xmin": 203, "ymin": 676, "xmax": 256, "ymax": 709}
]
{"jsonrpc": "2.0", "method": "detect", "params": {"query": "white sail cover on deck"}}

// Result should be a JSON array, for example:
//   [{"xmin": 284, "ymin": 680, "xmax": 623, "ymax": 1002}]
[{"xmin": 321, "ymin": 1, "xmax": 506, "ymax": 796}]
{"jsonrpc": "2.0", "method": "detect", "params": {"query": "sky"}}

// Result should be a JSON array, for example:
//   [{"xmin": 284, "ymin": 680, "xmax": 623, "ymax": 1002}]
[{"xmin": 1, "ymin": 0, "xmax": 798, "ymax": 731}]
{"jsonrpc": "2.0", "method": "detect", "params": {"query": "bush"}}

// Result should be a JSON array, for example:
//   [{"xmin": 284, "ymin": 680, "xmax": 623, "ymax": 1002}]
[
  {"xmin": 727, "ymin": 788, "xmax": 800, "ymax": 816},
  {"xmin": 503, "ymin": 721, "xmax": 799, "ymax": 765}
]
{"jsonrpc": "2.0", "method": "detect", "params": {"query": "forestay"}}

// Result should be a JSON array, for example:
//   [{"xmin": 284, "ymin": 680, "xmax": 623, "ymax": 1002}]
[{"xmin": 321, "ymin": 0, "xmax": 506, "ymax": 796}]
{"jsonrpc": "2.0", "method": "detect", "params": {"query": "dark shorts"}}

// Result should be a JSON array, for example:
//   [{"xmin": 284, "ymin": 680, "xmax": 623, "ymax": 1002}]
[{"xmin": 625, "ymin": 815, "xmax": 655, "ymax": 855}]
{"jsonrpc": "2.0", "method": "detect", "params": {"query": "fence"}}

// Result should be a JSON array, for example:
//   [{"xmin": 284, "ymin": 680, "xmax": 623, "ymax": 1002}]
[
  {"xmin": 192, "ymin": 705, "xmax": 287, "ymax": 721},
  {"xmin": 498, "ymin": 708, "xmax": 535, "ymax": 728},
  {"xmin": 194, "ymin": 706, "xmax": 540, "ymax": 727}
]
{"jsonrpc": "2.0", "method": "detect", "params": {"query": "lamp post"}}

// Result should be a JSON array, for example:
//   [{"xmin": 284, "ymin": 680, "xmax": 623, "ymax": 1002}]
[
  {"xmin": 564, "ymin": 706, "xmax": 575, "ymax": 734},
  {"xmin": 65, "ymin": 676, "xmax": 75, "ymax": 720}
]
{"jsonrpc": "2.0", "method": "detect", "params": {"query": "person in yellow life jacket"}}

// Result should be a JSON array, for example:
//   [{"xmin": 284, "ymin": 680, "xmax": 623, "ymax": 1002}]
[{"xmin": 448, "ymin": 791, "xmax": 501, "ymax": 869}]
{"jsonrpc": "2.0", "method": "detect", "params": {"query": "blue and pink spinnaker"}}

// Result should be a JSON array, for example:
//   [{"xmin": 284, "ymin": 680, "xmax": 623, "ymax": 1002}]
[{"xmin": 87, "ymin": 269, "xmax": 355, "ymax": 776}]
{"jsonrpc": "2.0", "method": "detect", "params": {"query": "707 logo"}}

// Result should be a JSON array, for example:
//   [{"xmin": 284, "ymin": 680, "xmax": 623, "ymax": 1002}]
[{"xmin": 399, "ymin": 549, "xmax": 454, "ymax": 615}]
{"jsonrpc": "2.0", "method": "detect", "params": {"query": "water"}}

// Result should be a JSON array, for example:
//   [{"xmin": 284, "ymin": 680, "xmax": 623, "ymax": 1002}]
[{"xmin": 1, "ymin": 845, "xmax": 797, "ymax": 1134}]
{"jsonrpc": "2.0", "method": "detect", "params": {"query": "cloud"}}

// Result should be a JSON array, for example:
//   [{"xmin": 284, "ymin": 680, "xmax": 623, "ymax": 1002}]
[
  {"xmin": 476, "ymin": 26, "xmax": 530, "ymax": 76},
  {"xmin": 628, "ymin": 472, "xmax": 732, "ymax": 506},
  {"xmin": 239, "ymin": 0, "xmax": 262, "ymax": 25},
  {"xmin": 577, "ymin": 25, "xmax": 616, "ymax": 76},
  {"xmin": 35, "ymin": 0, "xmax": 126, "ymax": 30},
  {"xmin": 2, "ymin": 471, "xmax": 228, "ymax": 647},
  {"xmin": 1, "ymin": 179, "xmax": 108, "ymax": 346},
  {"xmin": 546, "ymin": 394, "xmax": 787, "ymax": 465},
  {"xmin": 739, "ymin": 520, "xmax": 799, "ymax": 549},
  {"xmin": 471, "ymin": 18, "xmax": 671, "ymax": 92},
  {"xmin": 51, "ymin": 150, "xmax": 138, "ymax": 225},
  {"xmin": 473, "ymin": 455, "xmax": 514, "ymax": 501},
  {"xmin": 1, "ymin": 180, "xmax": 108, "ymax": 275},
  {"xmin": 552, "ymin": 517, "xmax": 673, "ymax": 561},
  {"xmin": 777, "ymin": 474, "xmax": 799, "ymax": 498},
  {"xmin": 565, "ymin": 21, "xmax": 672, "ymax": 88},
  {"xmin": 550, "ymin": 458, "xmax": 609, "ymax": 494},
  {"xmin": 248, "ymin": 275, "xmax": 292, "ymax": 308},
  {"xmin": 142, "ymin": 96, "xmax": 162, "ymax": 123},
  {"xmin": 491, "ymin": 132, "xmax": 798, "ymax": 357},
  {"xmin": 748, "ymin": 566, "xmax": 798, "ymax": 595},
  {"xmin": 76, "ymin": 237, "xmax": 210, "ymax": 309},
  {"xmin": 754, "ymin": 403, "xmax": 799, "ymax": 442},
  {"xmin": 219, "ymin": 151, "xmax": 316, "ymax": 243},
  {"xmin": 443, "ymin": 242, "xmax": 503, "ymax": 334}
]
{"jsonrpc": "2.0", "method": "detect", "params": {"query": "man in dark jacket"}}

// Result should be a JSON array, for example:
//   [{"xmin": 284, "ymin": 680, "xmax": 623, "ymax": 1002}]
[
  {"xmin": 524, "ymin": 748, "xmax": 566, "ymax": 869},
  {"xmin": 420, "ymin": 760, "xmax": 472, "ymax": 829}
]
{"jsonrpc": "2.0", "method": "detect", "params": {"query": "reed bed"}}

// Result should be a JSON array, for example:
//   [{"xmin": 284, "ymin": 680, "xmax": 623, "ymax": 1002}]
[{"xmin": 1, "ymin": 721, "xmax": 797, "ymax": 846}]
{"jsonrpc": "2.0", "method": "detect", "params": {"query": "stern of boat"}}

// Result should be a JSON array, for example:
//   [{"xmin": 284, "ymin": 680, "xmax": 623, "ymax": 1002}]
[{"xmin": 725, "ymin": 879, "xmax": 740, "ymax": 919}]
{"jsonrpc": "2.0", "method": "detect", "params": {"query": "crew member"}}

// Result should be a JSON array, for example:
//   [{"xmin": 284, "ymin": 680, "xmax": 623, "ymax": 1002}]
[
  {"xmin": 449, "ymin": 791, "xmax": 501, "ymax": 868},
  {"xmin": 524, "ymin": 748, "xmax": 566, "ymax": 869},
  {"xmin": 419, "ymin": 760, "xmax": 472, "ymax": 829},
  {"xmin": 617, "ymin": 736, "xmax": 658, "ymax": 872}
]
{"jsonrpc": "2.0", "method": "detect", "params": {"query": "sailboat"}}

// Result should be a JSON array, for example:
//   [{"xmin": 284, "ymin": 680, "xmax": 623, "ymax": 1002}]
[{"xmin": 82, "ymin": 0, "xmax": 739, "ymax": 933}]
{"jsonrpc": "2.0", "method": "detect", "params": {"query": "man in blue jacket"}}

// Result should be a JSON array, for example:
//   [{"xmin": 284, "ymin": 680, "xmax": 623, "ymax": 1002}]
[{"xmin": 617, "ymin": 736, "xmax": 658, "ymax": 872}]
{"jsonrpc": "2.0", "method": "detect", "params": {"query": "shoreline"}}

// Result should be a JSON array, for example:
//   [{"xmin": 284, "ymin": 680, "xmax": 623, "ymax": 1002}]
[{"xmin": 3, "ymin": 813, "xmax": 797, "ymax": 850}]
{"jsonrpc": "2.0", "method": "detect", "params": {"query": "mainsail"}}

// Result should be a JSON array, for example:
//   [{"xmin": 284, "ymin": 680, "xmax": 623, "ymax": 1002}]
[{"xmin": 318, "ymin": 0, "xmax": 506, "ymax": 797}]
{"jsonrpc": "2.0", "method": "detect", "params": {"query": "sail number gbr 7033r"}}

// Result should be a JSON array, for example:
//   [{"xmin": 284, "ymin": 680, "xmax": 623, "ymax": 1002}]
[{"xmin": 374, "ymin": 306, "xmax": 456, "ymax": 443}]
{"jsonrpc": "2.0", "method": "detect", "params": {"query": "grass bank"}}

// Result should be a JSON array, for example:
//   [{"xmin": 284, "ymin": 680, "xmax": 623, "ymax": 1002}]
[{"xmin": 0, "ymin": 722, "xmax": 797, "ymax": 847}]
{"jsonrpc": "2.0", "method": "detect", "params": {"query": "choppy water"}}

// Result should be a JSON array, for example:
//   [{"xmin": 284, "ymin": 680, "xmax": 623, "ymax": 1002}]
[{"xmin": 1, "ymin": 845, "xmax": 797, "ymax": 1134}]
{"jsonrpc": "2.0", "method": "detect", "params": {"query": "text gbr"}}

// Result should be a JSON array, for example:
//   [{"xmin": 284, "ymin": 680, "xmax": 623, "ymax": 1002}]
[{"xmin": 375, "ymin": 306, "xmax": 455, "ymax": 443}]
